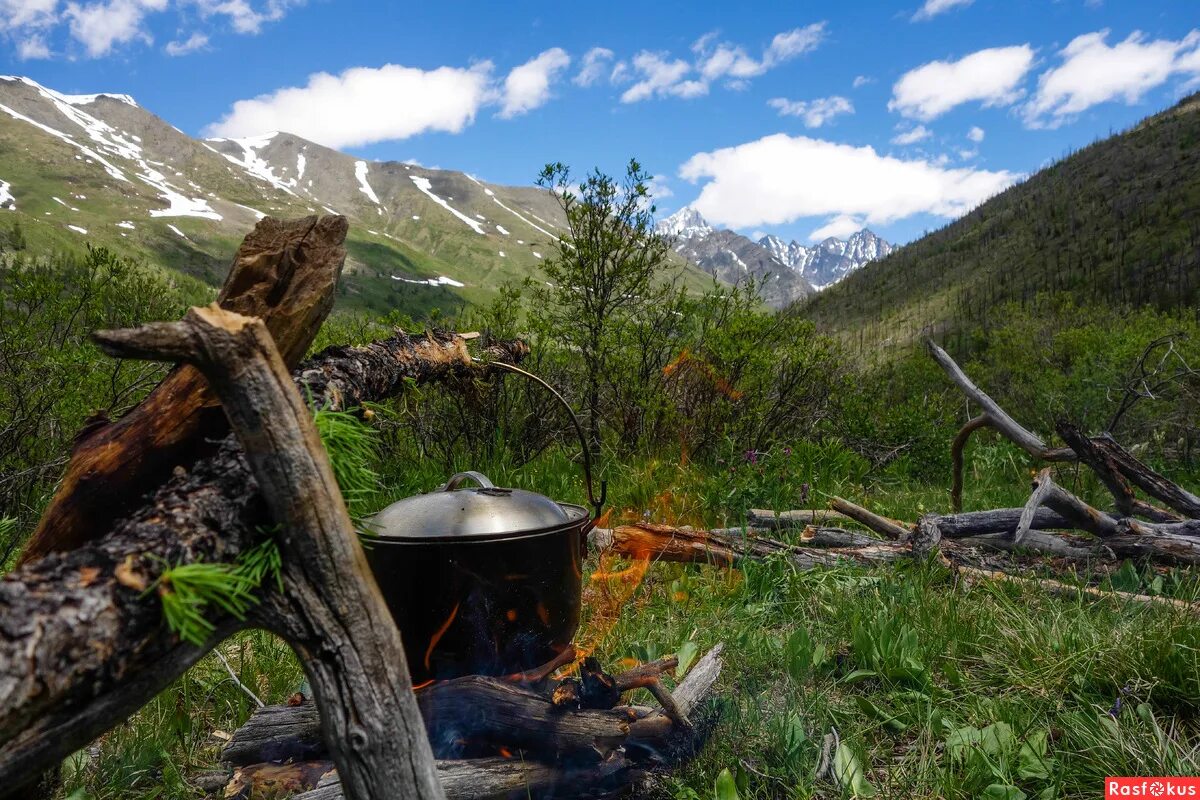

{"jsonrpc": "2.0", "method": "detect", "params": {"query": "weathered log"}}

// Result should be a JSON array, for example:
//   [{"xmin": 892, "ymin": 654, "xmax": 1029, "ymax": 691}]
[
  {"xmin": 1013, "ymin": 467, "xmax": 1057, "ymax": 545},
  {"xmin": 1019, "ymin": 471, "xmax": 1200, "ymax": 565},
  {"xmin": 1066, "ymin": 427, "xmax": 1200, "ymax": 520},
  {"xmin": 959, "ymin": 530, "xmax": 1108, "ymax": 560},
  {"xmin": 231, "ymin": 647, "xmax": 727, "ymax": 800},
  {"xmin": 829, "ymin": 496, "xmax": 912, "ymax": 540},
  {"xmin": 797, "ymin": 526, "xmax": 881, "ymax": 548},
  {"xmin": 20, "ymin": 215, "xmax": 349, "ymax": 565},
  {"xmin": 589, "ymin": 524, "xmax": 909, "ymax": 571},
  {"xmin": 935, "ymin": 507, "xmax": 1076, "ymax": 538},
  {"xmin": 290, "ymin": 757, "xmax": 632, "ymax": 800},
  {"xmin": 746, "ymin": 508, "xmax": 856, "ymax": 529},
  {"xmin": 94, "ymin": 305, "xmax": 443, "ymax": 800},
  {"xmin": 1055, "ymin": 422, "xmax": 1180, "ymax": 522},
  {"xmin": 0, "ymin": 329, "xmax": 528, "ymax": 790}
]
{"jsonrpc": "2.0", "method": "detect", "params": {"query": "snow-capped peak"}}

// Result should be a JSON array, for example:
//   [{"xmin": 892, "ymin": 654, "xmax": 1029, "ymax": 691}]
[
  {"xmin": 656, "ymin": 206, "xmax": 712, "ymax": 240},
  {"xmin": 756, "ymin": 229, "xmax": 893, "ymax": 289}
]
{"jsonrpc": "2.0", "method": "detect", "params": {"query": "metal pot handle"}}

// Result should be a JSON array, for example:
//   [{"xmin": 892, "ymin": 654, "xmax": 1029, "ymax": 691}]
[
  {"xmin": 473, "ymin": 359, "xmax": 607, "ymax": 521},
  {"xmin": 440, "ymin": 471, "xmax": 496, "ymax": 492}
]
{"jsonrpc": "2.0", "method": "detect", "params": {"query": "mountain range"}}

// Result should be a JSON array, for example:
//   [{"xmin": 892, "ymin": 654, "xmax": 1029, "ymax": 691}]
[
  {"xmin": 655, "ymin": 206, "xmax": 892, "ymax": 305},
  {"xmin": 0, "ymin": 75, "xmax": 714, "ymax": 317},
  {"xmin": 803, "ymin": 90, "xmax": 1200, "ymax": 358}
]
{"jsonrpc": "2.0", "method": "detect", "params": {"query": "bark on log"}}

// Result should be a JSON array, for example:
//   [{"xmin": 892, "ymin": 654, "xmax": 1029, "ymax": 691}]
[
  {"xmin": 20, "ymin": 216, "xmax": 348, "ymax": 565},
  {"xmin": 1055, "ymin": 422, "xmax": 1180, "ymax": 522},
  {"xmin": 935, "ymin": 508, "xmax": 1076, "ymax": 538},
  {"xmin": 93, "ymin": 305, "xmax": 444, "ymax": 800},
  {"xmin": 959, "ymin": 530, "xmax": 1108, "ymax": 560},
  {"xmin": 0, "ymin": 328, "xmax": 528, "ymax": 791},
  {"xmin": 1061, "ymin": 425, "xmax": 1200, "ymax": 520}
]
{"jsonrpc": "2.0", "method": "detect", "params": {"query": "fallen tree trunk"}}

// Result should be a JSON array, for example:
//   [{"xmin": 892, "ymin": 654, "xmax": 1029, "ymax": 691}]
[
  {"xmin": 0, "ymin": 328, "xmax": 528, "ymax": 790},
  {"xmin": 20, "ymin": 215, "xmax": 349, "ymax": 564}
]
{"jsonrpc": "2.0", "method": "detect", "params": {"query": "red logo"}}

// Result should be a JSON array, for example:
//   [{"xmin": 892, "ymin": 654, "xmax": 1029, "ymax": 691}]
[{"xmin": 1107, "ymin": 778, "xmax": 1200, "ymax": 798}]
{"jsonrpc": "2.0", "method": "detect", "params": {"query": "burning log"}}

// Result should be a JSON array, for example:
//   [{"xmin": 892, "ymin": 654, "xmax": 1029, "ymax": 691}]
[
  {"xmin": 0, "ymin": 230, "xmax": 529, "ymax": 790},
  {"xmin": 221, "ymin": 647, "xmax": 726, "ymax": 800}
]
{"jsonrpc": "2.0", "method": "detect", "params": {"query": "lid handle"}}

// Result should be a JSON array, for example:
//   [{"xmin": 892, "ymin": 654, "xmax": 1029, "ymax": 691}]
[{"xmin": 440, "ymin": 471, "xmax": 496, "ymax": 492}]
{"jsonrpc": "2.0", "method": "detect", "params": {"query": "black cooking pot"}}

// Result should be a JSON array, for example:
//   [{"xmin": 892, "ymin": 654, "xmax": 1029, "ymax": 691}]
[{"xmin": 362, "ymin": 363, "xmax": 606, "ymax": 685}]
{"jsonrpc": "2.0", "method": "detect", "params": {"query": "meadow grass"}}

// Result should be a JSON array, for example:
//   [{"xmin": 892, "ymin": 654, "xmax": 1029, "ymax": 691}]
[{"xmin": 58, "ymin": 440, "xmax": 1200, "ymax": 799}]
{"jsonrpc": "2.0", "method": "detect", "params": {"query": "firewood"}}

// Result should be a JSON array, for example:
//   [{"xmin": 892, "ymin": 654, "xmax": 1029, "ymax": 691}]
[
  {"xmin": 0, "ymin": 323, "xmax": 528, "ymax": 789},
  {"xmin": 92, "ymin": 305, "xmax": 444, "ymax": 800},
  {"xmin": 20, "ymin": 216, "xmax": 349, "ymax": 565}
]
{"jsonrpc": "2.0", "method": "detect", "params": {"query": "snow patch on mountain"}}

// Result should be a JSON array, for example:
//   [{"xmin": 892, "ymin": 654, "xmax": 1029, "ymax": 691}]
[
  {"xmin": 410, "ymin": 175, "xmax": 485, "ymax": 234},
  {"xmin": 0, "ymin": 180, "xmax": 12, "ymax": 209},
  {"xmin": 354, "ymin": 160, "xmax": 380, "ymax": 204},
  {"xmin": 209, "ymin": 133, "xmax": 298, "ymax": 196},
  {"xmin": 758, "ymin": 229, "xmax": 893, "ymax": 289}
]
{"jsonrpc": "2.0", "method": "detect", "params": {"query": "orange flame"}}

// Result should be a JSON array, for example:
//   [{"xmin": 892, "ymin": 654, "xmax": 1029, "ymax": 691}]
[
  {"xmin": 424, "ymin": 602, "xmax": 460, "ymax": 671},
  {"xmin": 662, "ymin": 348, "xmax": 743, "ymax": 400},
  {"xmin": 498, "ymin": 746, "xmax": 513, "ymax": 759},
  {"xmin": 412, "ymin": 679, "xmax": 435, "ymax": 691}
]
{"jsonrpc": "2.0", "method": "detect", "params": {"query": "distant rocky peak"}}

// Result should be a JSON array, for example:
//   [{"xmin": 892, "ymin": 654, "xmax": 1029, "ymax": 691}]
[{"xmin": 656, "ymin": 206, "xmax": 712, "ymax": 240}]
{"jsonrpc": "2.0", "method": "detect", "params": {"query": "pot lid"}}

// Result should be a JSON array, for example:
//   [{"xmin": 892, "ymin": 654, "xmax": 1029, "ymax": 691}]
[{"xmin": 366, "ymin": 471, "xmax": 584, "ymax": 541}]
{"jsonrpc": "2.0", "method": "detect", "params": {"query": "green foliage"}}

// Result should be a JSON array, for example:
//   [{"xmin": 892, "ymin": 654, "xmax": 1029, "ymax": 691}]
[
  {"xmin": 0, "ymin": 246, "xmax": 206, "ymax": 556},
  {"xmin": 311, "ymin": 405, "xmax": 382, "ymax": 518}
]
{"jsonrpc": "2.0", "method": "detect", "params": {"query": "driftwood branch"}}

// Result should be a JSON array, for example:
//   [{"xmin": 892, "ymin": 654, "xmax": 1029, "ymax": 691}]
[
  {"xmin": 1055, "ymin": 422, "xmax": 1181, "ymax": 522},
  {"xmin": 94, "ymin": 304, "xmax": 444, "ymax": 800},
  {"xmin": 829, "ymin": 496, "xmax": 912, "ymax": 540},
  {"xmin": 0, "ymin": 327, "xmax": 527, "ymax": 790}
]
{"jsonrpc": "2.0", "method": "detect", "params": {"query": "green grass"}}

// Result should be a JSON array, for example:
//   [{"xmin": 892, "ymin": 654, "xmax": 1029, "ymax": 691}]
[{"xmin": 57, "ymin": 440, "xmax": 1200, "ymax": 800}]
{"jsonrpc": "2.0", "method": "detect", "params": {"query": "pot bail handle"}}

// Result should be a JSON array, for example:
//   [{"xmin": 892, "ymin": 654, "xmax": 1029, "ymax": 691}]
[
  {"xmin": 441, "ymin": 471, "xmax": 496, "ymax": 491},
  {"xmin": 472, "ymin": 359, "xmax": 607, "ymax": 521}
]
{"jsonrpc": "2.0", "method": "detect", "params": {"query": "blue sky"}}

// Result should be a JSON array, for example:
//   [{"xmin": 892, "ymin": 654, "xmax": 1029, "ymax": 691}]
[{"xmin": 1, "ymin": 0, "xmax": 1198, "ymax": 244}]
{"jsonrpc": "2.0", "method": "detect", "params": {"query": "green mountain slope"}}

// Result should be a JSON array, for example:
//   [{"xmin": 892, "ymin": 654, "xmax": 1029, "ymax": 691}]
[
  {"xmin": 0, "ymin": 75, "xmax": 714, "ymax": 316},
  {"xmin": 802, "ymin": 92, "xmax": 1200, "ymax": 358}
]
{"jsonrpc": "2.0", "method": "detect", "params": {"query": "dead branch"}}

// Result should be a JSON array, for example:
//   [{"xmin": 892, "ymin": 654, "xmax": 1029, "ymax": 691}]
[
  {"xmin": 747, "ymin": 508, "xmax": 856, "ymax": 529},
  {"xmin": 951, "ymin": 414, "xmax": 992, "ymax": 512},
  {"xmin": 829, "ymin": 496, "xmax": 913, "ymax": 540},
  {"xmin": 1056, "ymin": 422, "xmax": 1181, "ymax": 522},
  {"xmin": 94, "ymin": 305, "xmax": 443, "ymax": 800}
]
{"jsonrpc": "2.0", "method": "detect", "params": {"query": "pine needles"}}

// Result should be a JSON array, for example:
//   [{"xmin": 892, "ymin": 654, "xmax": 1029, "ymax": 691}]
[
  {"xmin": 311, "ymin": 405, "xmax": 382, "ymax": 518},
  {"xmin": 154, "ymin": 533, "xmax": 284, "ymax": 646}
]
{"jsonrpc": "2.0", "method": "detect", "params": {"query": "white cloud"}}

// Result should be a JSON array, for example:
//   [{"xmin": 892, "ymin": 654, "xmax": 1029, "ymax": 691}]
[
  {"xmin": 810, "ymin": 214, "xmax": 865, "ymax": 240},
  {"xmin": 207, "ymin": 61, "xmax": 496, "ymax": 148},
  {"xmin": 1, "ymin": 0, "xmax": 296, "ymax": 58},
  {"xmin": 620, "ymin": 23, "xmax": 825, "ymax": 103},
  {"xmin": 912, "ymin": 0, "xmax": 972, "ymax": 22},
  {"xmin": 766, "ymin": 23, "xmax": 826, "ymax": 63},
  {"xmin": 573, "ymin": 46, "xmax": 612, "ymax": 87},
  {"xmin": 768, "ymin": 95, "xmax": 853, "ymax": 128},
  {"xmin": 891, "ymin": 124, "xmax": 931, "ymax": 145},
  {"xmin": 967, "ymin": 125, "xmax": 984, "ymax": 142},
  {"xmin": 1, "ymin": 0, "xmax": 58, "ymax": 29},
  {"xmin": 64, "ymin": 0, "xmax": 165, "ymax": 57},
  {"xmin": 498, "ymin": 46, "xmax": 569, "ymax": 118},
  {"xmin": 646, "ymin": 174, "xmax": 672, "ymax": 200},
  {"xmin": 1024, "ymin": 29, "xmax": 1200, "ymax": 127},
  {"xmin": 191, "ymin": 0, "xmax": 297, "ymax": 35},
  {"xmin": 16, "ymin": 31, "xmax": 49, "ymax": 56},
  {"xmin": 620, "ymin": 51, "xmax": 702, "ymax": 102},
  {"xmin": 890, "ymin": 44, "xmax": 1034, "ymax": 120},
  {"xmin": 852, "ymin": 74, "xmax": 873, "ymax": 88},
  {"xmin": 164, "ymin": 29, "xmax": 205, "ymax": 54},
  {"xmin": 679, "ymin": 133, "xmax": 1020, "ymax": 233}
]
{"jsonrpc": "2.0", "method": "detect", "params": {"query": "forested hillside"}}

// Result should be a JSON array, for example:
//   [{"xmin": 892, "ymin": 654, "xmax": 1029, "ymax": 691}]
[{"xmin": 804, "ymin": 92, "xmax": 1200, "ymax": 358}]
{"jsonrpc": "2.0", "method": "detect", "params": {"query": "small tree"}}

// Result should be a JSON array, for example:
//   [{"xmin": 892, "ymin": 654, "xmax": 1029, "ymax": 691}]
[{"xmin": 532, "ymin": 159, "xmax": 674, "ymax": 459}]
